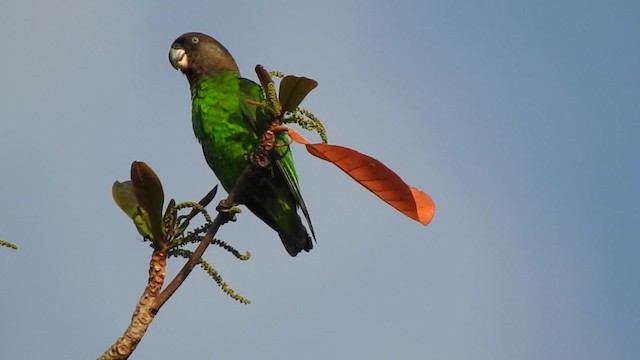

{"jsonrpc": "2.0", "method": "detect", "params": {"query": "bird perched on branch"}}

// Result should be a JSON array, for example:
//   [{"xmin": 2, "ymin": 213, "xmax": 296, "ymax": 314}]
[{"xmin": 169, "ymin": 32, "xmax": 314, "ymax": 256}]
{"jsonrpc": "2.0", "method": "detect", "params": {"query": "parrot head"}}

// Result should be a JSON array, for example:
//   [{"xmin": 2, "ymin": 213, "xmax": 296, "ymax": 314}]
[{"xmin": 169, "ymin": 32, "xmax": 240, "ymax": 84}]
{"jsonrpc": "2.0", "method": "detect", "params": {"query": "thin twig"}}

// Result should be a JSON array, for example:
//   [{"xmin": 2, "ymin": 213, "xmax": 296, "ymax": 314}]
[
  {"xmin": 157, "ymin": 164, "xmax": 257, "ymax": 305},
  {"xmin": 158, "ymin": 206, "xmax": 231, "ymax": 305},
  {"xmin": 178, "ymin": 185, "xmax": 219, "ymax": 229}
]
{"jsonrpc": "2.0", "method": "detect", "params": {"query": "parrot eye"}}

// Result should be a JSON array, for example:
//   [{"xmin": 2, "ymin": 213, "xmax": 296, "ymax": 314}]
[{"xmin": 191, "ymin": 37, "xmax": 199, "ymax": 44}]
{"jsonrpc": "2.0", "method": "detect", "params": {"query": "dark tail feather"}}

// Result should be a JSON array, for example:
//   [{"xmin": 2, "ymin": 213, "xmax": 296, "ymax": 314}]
[
  {"xmin": 278, "ymin": 215, "xmax": 313, "ymax": 257},
  {"xmin": 245, "ymin": 200, "xmax": 313, "ymax": 257}
]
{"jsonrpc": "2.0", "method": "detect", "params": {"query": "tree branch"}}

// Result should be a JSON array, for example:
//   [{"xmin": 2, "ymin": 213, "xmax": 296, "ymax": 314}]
[
  {"xmin": 98, "ymin": 249, "xmax": 167, "ymax": 359},
  {"xmin": 100, "ymin": 66, "xmax": 282, "ymax": 359},
  {"xmin": 99, "ymin": 145, "xmax": 263, "ymax": 360}
]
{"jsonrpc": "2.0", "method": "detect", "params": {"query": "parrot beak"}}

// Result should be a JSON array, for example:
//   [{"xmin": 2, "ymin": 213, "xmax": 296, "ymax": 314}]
[{"xmin": 169, "ymin": 47, "xmax": 188, "ymax": 71}]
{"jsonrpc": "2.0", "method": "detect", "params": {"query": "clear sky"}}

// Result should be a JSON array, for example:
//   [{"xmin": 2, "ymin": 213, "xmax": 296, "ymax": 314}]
[{"xmin": 1, "ymin": 1, "xmax": 638, "ymax": 359}]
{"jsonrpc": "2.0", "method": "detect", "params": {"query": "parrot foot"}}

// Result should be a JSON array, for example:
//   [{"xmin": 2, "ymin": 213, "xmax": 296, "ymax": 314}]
[
  {"xmin": 216, "ymin": 200, "xmax": 241, "ymax": 223},
  {"xmin": 270, "ymin": 126, "xmax": 294, "ymax": 147},
  {"xmin": 216, "ymin": 198, "xmax": 233, "ymax": 211}
]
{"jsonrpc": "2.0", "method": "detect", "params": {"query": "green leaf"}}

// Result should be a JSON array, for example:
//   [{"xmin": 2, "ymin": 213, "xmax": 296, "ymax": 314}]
[
  {"xmin": 112, "ymin": 180, "xmax": 152, "ymax": 238},
  {"xmin": 112, "ymin": 180, "xmax": 138, "ymax": 217},
  {"xmin": 279, "ymin": 76, "xmax": 318, "ymax": 113},
  {"xmin": 130, "ymin": 161, "xmax": 165, "ymax": 238}
]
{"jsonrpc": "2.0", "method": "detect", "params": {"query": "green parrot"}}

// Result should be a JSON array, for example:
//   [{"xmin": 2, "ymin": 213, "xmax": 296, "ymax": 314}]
[{"xmin": 169, "ymin": 32, "xmax": 314, "ymax": 256}]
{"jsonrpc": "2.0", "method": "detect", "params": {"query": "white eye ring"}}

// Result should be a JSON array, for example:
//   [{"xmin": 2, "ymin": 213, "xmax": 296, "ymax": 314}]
[{"xmin": 191, "ymin": 37, "xmax": 199, "ymax": 44}]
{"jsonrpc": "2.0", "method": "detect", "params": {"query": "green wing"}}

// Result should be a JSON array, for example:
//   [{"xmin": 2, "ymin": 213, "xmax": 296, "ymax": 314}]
[{"xmin": 239, "ymin": 78, "xmax": 316, "ymax": 239}]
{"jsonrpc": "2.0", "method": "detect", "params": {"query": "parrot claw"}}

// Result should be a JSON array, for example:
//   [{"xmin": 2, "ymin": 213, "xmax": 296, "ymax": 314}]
[
  {"xmin": 216, "ymin": 199, "xmax": 233, "ymax": 212},
  {"xmin": 216, "ymin": 200, "xmax": 241, "ymax": 223},
  {"xmin": 270, "ymin": 125, "xmax": 293, "ymax": 146}
]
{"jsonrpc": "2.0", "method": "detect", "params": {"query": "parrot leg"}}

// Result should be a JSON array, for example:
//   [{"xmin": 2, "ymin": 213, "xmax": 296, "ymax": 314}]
[{"xmin": 216, "ymin": 200, "xmax": 241, "ymax": 223}]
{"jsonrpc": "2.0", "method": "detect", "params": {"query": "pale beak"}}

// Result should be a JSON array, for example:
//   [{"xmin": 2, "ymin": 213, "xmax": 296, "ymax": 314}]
[{"xmin": 169, "ymin": 47, "xmax": 188, "ymax": 70}]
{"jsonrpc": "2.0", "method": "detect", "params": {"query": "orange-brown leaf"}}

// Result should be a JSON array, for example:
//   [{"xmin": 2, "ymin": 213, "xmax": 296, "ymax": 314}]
[
  {"xmin": 305, "ymin": 144, "xmax": 434, "ymax": 225},
  {"xmin": 284, "ymin": 127, "xmax": 435, "ymax": 225}
]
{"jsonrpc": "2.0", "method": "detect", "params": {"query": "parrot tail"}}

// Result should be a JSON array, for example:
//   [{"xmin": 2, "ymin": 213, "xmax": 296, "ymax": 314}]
[{"xmin": 278, "ymin": 216, "xmax": 313, "ymax": 257}]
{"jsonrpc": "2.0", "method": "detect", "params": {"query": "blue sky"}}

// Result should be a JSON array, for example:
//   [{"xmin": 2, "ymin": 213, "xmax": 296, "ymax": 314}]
[{"xmin": 1, "ymin": 1, "xmax": 638, "ymax": 359}]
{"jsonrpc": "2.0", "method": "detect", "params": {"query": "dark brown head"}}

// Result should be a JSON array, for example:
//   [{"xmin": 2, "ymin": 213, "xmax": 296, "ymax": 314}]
[{"xmin": 169, "ymin": 32, "xmax": 240, "ymax": 84}]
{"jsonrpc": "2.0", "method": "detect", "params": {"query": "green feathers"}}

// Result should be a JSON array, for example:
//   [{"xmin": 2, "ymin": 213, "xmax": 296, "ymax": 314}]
[{"xmin": 170, "ymin": 32, "xmax": 314, "ymax": 256}]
